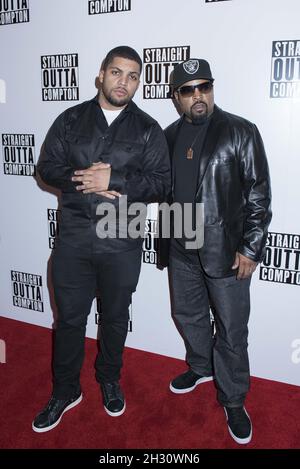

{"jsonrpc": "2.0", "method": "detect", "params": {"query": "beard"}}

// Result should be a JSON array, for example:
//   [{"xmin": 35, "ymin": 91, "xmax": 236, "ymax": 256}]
[
  {"xmin": 190, "ymin": 101, "xmax": 208, "ymax": 125},
  {"xmin": 101, "ymin": 85, "xmax": 131, "ymax": 108}
]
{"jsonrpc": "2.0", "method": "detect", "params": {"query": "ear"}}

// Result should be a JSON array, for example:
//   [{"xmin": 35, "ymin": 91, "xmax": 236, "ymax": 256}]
[
  {"xmin": 174, "ymin": 90, "xmax": 179, "ymax": 103},
  {"xmin": 99, "ymin": 69, "xmax": 104, "ymax": 84}
]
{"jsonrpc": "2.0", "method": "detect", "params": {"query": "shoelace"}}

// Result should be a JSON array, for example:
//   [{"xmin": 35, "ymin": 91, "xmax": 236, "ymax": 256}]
[
  {"xmin": 104, "ymin": 382, "xmax": 121, "ymax": 401},
  {"xmin": 227, "ymin": 407, "xmax": 246, "ymax": 424},
  {"xmin": 46, "ymin": 396, "xmax": 67, "ymax": 411}
]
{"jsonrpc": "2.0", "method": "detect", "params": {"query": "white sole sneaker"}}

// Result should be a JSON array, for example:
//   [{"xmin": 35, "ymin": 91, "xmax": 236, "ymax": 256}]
[
  {"xmin": 104, "ymin": 400, "xmax": 126, "ymax": 417},
  {"xmin": 169, "ymin": 376, "xmax": 213, "ymax": 394},
  {"xmin": 224, "ymin": 406, "xmax": 252, "ymax": 444},
  {"xmin": 32, "ymin": 393, "xmax": 83, "ymax": 433}
]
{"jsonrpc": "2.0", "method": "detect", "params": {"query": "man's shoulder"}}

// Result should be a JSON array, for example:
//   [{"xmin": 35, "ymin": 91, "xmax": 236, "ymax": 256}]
[
  {"xmin": 164, "ymin": 117, "xmax": 182, "ymax": 138},
  {"xmin": 216, "ymin": 108, "xmax": 263, "ymax": 147},
  {"xmin": 50, "ymin": 99, "xmax": 94, "ymax": 129},
  {"xmin": 130, "ymin": 101, "xmax": 159, "ymax": 127},
  {"xmin": 220, "ymin": 108, "xmax": 257, "ymax": 132},
  {"xmin": 58, "ymin": 98, "xmax": 94, "ymax": 120},
  {"xmin": 164, "ymin": 117, "xmax": 181, "ymax": 132}
]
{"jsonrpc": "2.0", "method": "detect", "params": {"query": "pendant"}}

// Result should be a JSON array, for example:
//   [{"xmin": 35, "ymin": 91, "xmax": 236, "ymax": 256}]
[{"xmin": 186, "ymin": 148, "xmax": 193, "ymax": 159}]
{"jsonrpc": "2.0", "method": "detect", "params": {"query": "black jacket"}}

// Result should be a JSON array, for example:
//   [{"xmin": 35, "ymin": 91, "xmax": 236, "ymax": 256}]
[
  {"xmin": 157, "ymin": 105, "xmax": 272, "ymax": 277},
  {"xmin": 38, "ymin": 97, "xmax": 170, "ymax": 252}
]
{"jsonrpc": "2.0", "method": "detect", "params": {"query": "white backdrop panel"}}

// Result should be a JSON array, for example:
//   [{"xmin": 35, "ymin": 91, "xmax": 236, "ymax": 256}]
[{"xmin": 1, "ymin": 0, "xmax": 299, "ymax": 386}]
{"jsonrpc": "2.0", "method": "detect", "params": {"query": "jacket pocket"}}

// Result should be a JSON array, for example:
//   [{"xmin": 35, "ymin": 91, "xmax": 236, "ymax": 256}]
[
  {"xmin": 65, "ymin": 132, "xmax": 91, "ymax": 144},
  {"xmin": 210, "ymin": 156, "xmax": 235, "ymax": 166}
]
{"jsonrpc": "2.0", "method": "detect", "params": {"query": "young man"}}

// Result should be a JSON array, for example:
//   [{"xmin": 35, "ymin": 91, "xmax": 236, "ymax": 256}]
[
  {"xmin": 158, "ymin": 59, "xmax": 271, "ymax": 444},
  {"xmin": 33, "ymin": 46, "xmax": 170, "ymax": 432}
]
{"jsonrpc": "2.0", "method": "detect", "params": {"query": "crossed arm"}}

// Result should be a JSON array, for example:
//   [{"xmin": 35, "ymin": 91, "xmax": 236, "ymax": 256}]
[
  {"xmin": 72, "ymin": 162, "xmax": 121, "ymax": 200},
  {"xmin": 38, "ymin": 115, "xmax": 170, "ymax": 205}
]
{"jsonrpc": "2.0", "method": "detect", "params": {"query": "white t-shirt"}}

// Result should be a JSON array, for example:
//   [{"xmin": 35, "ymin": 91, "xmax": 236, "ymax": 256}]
[{"xmin": 102, "ymin": 107, "xmax": 123, "ymax": 126}]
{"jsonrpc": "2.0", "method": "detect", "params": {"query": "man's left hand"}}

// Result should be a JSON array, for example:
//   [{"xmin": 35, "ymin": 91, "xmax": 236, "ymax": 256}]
[
  {"xmin": 72, "ymin": 162, "xmax": 111, "ymax": 194},
  {"xmin": 231, "ymin": 252, "xmax": 258, "ymax": 280}
]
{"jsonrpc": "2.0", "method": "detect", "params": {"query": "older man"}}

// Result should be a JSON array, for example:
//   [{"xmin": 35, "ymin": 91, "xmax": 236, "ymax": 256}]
[{"xmin": 158, "ymin": 58, "xmax": 271, "ymax": 444}]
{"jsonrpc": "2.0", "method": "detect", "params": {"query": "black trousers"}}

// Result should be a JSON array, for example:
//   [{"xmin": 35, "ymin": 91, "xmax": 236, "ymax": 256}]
[
  {"xmin": 51, "ymin": 241, "xmax": 142, "ymax": 399},
  {"xmin": 169, "ymin": 249, "xmax": 251, "ymax": 407}
]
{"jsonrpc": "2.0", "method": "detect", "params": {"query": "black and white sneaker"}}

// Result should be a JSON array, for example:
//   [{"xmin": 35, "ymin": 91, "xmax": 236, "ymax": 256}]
[
  {"xmin": 101, "ymin": 381, "xmax": 125, "ymax": 417},
  {"xmin": 32, "ymin": 392, "xmax": 82, "ymax": 433},
  {"xmin": 224, "ymin": 406, "xmax": 252, "ymax": 444},
  {"xmin": 170, "ymin": 369, "xmax": 213, "ymax": 394}
]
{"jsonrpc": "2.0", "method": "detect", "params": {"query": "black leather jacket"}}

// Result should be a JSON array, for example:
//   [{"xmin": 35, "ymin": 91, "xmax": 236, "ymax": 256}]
[
  {"xmin": 157, "ymin": 105, "xmax": 272, "ymax": 277},
  {"xmin": 37, "ymin": 97, "xmax": 170, "ymax": 252}
]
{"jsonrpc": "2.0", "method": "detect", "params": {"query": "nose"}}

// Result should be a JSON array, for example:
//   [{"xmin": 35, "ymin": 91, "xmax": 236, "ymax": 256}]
[
  {"xmin": 118, "ymin": 74, "xmax": 129, "ymax": 86},
  {"xmin": 192, "ymin": 87, "xmax": 202, "ymax": 99}
]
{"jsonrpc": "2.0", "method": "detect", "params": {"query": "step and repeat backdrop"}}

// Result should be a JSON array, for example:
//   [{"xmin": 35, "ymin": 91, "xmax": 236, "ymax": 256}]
[{"xmin": 1, "ymin": 0, "xmax": 300, "ymax": 385}]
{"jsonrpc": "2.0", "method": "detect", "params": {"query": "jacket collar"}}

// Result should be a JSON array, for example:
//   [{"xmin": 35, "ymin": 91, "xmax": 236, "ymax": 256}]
[
  {"xmin": 196, "ymin": 105, "xmax": 226, "ymax": 195},
  {"xmin": 69, "ymin": 96, "xmax": 139, "ymax": 138},
  {"xmin": 166, "ymin": 105, "xmax": 227, "ymax": 194},
  {"xmin": 92, "ymin": 95, "xmax": 139, "ymax": 114}
]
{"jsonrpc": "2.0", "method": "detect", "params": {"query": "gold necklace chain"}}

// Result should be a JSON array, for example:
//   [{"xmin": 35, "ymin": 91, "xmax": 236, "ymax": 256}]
[{"xmin": 186, "ymin": 127, "xmax": 204, "ymax": 160}]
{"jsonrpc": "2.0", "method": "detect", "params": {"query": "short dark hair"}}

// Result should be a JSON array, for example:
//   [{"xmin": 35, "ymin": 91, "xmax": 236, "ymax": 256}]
[{"xmin": 102, "ymin": 46, "xmax": 142, "ymax": 73}]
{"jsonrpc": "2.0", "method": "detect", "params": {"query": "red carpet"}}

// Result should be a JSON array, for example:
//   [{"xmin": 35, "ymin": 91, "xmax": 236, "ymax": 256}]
[{"xmin": 0, "ymin": 316, "xmax": 300, "ymax": 449}]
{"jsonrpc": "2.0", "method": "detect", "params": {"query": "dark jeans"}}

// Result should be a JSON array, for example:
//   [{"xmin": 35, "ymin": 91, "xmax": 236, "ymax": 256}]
[
  {"xmin": 51, "ymin": 241, "xmax": 142, "ymax": 399},
  {"xmin": 169, "ymin": 250, "xmax": 251, "ymax": 407}
]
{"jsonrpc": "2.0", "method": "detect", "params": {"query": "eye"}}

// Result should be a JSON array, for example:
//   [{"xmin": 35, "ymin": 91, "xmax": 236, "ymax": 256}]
[
  {"xmin": 130, "ymin": 74, "xmax": 138, "ymax": 81},
  {"xmin": 111, "ymin": 70, "xmax": 120, "ymax": 76}
]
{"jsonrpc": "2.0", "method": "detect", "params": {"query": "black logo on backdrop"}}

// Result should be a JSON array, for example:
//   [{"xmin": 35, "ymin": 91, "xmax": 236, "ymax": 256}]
[
  {"xmin": 205, "ymin": 0, "xmax": 231, "ymax": 2},
  {"xmin": 48, "ymin": 209, "xmax": 60, "ymax": 249},
  {"xmin": 2, "ymin": 133, "xmax": 35, "ymax": 176},
  {"xmin": 143, "ymin": 46, "xmax": 190, "ymax": 99},
  {"xmin": 95, "ymin": 296, "xmax": 133, "ymax": 332},
  {"xmin": 11, "ymin": 270, "xmax": 44, "ymax": 312},
  {"xmin": 41, "ymin": 54, "xmax": 79, "ymax": 101},
  {"xmin": 143, "ymin": 218, "xmax": 158, "ymax": 264},
  {"xmin": 270, "ymin": 40, "xmax": 300, "ymax": 98},
  {"xmin": 260, "ymin": 232, "xmax": 300, "ymax": 285},
  {"xmin": 88, "ymin": 0, "xmax": 131, "ymax": 14},
  {"xmin": 0, "ymin": 0, "xmax": 29, "ymax": 26}
]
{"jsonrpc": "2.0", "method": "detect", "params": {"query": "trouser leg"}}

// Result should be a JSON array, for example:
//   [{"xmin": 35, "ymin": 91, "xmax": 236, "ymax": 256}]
[
  {"xmin": 95, "ymin": 248, "xmax": 142, "ymax": 383},
  {"xmin": 168, "ymin": 254, "xmax": 213, "ymax": 376},
  {"xmin": 51, "ymin": 242, "xmax": 96, "ymax": 399},
  {"xmin": 205, "ymin": 275, "xmax": 251, "ymax": 407}
]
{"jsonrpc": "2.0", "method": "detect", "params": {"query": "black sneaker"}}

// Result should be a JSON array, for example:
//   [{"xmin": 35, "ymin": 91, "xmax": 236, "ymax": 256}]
[
  {"xmin": 32, "ymin": 392, "xmax": 82, "ymax": 433},
  {"xmin": 101, "ymin": 381, "xmax": 125, "ymax": 417},
  {"xmin": 170, "ymin": 369, "xmax": 213, "ymax": 394},
  {"xmin": 224, "ymin": 406, "xmax": 252, "ymax": 444}
]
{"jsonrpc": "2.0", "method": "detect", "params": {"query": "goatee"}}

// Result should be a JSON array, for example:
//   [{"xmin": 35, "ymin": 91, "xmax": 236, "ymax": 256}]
[
  {"xmin": 191, "ymin": 114, "xmax": 208, "ymax": 125},
  {"xmin": 191, "ymin": 102, "xmax": 208, "ymax": 125}
]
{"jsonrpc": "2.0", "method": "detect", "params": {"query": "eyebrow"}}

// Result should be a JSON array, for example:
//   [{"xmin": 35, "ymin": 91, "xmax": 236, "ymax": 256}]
[{"xmin": 109, "ymin": 66, "xmax": 140, "ymax": 76}]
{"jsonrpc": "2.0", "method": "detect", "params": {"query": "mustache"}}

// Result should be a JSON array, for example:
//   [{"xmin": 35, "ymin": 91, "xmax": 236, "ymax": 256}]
[
  {"xmin": 192, "ymin": 101, "xmax": 207, "ymax": 108},
  {"xmin": 113, "ymin": 87, "xmax": 127, "ymax": 92}
]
